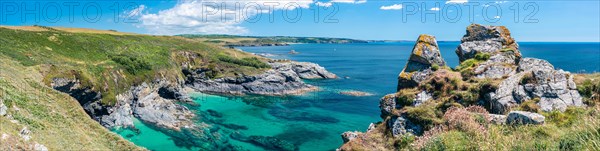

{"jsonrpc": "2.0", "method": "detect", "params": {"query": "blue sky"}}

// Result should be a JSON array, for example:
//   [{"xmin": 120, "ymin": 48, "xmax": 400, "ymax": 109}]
[{"xmin": 1, "ymin": 0, "xmax": 599, "ymax": 42}]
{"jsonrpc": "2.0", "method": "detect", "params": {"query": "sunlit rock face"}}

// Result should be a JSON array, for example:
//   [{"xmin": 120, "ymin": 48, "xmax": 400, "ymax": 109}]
[{"xmin": 397, "ymin": 34, "xmax": 446, "ymax": 90}]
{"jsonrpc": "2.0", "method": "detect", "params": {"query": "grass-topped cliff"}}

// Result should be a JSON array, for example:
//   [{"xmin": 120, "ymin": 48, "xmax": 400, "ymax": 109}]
[
  {"xmin": 0, "ymin": 25, "xmax": 276, "ymax": 150},
  {"xmin": 0, "ymin": 56, "xmax": 141, "ymax": 150},
  {"xmin": 0, "ymin": 25, "xmax": 270, "ymax": 105}
]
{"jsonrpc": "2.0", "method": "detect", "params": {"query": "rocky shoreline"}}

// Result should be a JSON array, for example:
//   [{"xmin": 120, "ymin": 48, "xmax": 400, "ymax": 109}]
[{"xmin": 50, "ymin": 60, "xmax": 336, "ymax": 134}]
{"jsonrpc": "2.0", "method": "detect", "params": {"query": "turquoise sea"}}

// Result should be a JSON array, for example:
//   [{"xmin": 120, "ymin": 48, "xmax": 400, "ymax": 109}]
[{"xmin": 113, "ymin": 42, "xmax": 600, "ymax": 151}]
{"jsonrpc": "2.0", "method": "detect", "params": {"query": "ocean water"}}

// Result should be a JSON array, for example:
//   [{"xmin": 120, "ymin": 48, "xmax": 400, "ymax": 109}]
[{"xmin": 114, "ymin": 42, "xmax": 599, "ymax": 151}]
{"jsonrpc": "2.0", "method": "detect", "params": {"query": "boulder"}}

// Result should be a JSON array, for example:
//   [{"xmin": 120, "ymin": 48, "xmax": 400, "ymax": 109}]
[
  {"xmin": 0, "ymin": 102, "xmax": 7, "ymax": 116},
  {"xmin": 507, "ymin": 111, "xmax": 545, "ymax": 125},
  {"xmin": 387, "ymin": 116, "xmax": 422, "ymax": 137},
  {"xmin": 488, "ymin": 114, "xmax": 507, "ymax": 125},
  {"xmin": 398, "ymin": 34, "xmax": 445, "ymax": 90}
]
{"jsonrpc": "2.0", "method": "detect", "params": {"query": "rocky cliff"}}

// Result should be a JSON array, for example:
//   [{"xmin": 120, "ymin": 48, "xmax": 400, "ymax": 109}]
[
  {"xmin": 51, "ymin": 60, "xmax": 336, "ymax": 129},
  {"xmin": 185, "ymin": 61, "xmax": 336, "ymax": 95},
  {"xmin": 339, "ymin": 24, "xmax": 594, "ymax": 150}
]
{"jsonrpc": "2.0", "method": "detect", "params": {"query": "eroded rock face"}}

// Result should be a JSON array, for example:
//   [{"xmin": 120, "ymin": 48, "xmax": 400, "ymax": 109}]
[
  {"xmin": 507, "ymin": 111, "xmax": 545, "ymax": 125},
  {"xmin": 398, "ymin": 34, "xmax": 445, "ymax": 90},
  {"xmin": 379, "ymin": 94, "xmax": 398, "ymax": 118},
  {"xmin": 457, "ymin": 24, "xmax": 520, "ymax": 62},
  {"xmin": 387, "ymin": 116, "xmax": 423, "ymax": 137},
  {"xmin": 101, "ymin": 81, "xmax": 194, "ymax": 130},
  {"xmin": 486, "ymin": 58, "xmax": 584, "ymax": 114},
  {"xmin": 185, "ymin": 61, "xmax": 336, "ymax": 95}
]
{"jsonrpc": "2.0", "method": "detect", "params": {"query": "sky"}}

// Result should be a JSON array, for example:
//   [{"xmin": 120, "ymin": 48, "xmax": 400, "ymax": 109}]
[{"xmin": 1, "ymin": 0, "xmax": 599, "ymax": 42}]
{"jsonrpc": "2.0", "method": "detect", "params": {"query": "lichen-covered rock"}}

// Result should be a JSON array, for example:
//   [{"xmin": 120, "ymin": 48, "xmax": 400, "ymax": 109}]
[
  {"xmin": 379, "ymin": 94, "xmax": 397, "ymax": 117},
  {"xmin": 186, "ymin": 61, "xmax": 336, "ymax": 95},
  {"xmin": 517, "ymin": 58, "xmax": 555, "ymax": 72},
  {"xmin": 507, "ymin": 111, "xmax": 545, "ymax": 125},
  {"xmin": 387, "ymin": 116, "xmax": 422, "ymax": 137},
  {"xmin": 472, "ymin": 52, "xmax": 518, "ymax": 79},
  {"xmin": 456, "ymin": 24, "xmax": 520, "ymax": 62},
  {"xmin": 398, "ymin": 35, "xmax": 445, "ymax": 90},
  {"xmin": 486, "ymin": 58, "xmax": 584, "ymax": 114}
]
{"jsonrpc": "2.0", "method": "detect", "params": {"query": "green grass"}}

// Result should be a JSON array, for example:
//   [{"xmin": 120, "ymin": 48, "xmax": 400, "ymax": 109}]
[
  {"xmin": 0, "ymin": 27, "xmax": 270, "ymax": 105},
  {"xmin": 0, "ymin": 57, "xmax": 141, "ymax": 150}
]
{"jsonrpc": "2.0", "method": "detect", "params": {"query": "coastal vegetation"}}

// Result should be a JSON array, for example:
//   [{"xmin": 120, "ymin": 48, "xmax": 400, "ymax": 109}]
[{"xmin": 0, "ymin": 26, "xmax": 269, "ymax": 105}]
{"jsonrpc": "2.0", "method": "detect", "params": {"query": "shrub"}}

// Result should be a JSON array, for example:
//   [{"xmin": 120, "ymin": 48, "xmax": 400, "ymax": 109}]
[
  {"xmin": 474, "ymin": 53, "xmax": 491, "ymax": 61},
  {"xmin": 578, "ymin": 79, "xmax": 600, "ymax": 105},
  {"xmin": 431, "ymin": 64, "xmax": 440, "ymax": 71},
  {"xmin": 216, "ymin": 54, "xmax": 270, "ymax": 68},
  {"xmin": 404, "ymin": 103, "xmax": 444, "ymax": 129},
  {"xmin": 110, "ymin": 55, "xmax": 152, "ymax": 74},
  {"xmin": 517, "ymin": 98, "xmax": 541, "ymax": 113}
]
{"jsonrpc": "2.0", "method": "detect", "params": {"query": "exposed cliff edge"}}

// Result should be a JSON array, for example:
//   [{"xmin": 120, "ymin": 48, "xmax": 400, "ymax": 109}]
[
  {"xmin": 184, "ymin": 61, "xmax": 337, "ymax": 96},
  {"xmin": 340, "ymin": 24, "xmax": 597, "ymax": 150}
]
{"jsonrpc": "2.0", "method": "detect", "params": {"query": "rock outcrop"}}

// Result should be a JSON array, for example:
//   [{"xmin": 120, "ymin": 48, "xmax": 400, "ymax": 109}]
[
  {"xmin": 185, "ymin": 61, "xmax": 336, "ymax": 95},
  {"xmin": 456, "ymin": 24, "xmax": 521, "ymax": 79},
  {"xmin": 341, "ymin": 24, "xmax": 588, "ymax": 149},
  {"xmin": 100, "ymin": 81, "xmax": 194, "ymax": 130},
  {"xmin": 456, "ymin": 24, "xmax": 520, "ymax": 62},
  {"xmin": 486, "ymin": 58, "xmax": 584, "ymax": 114},
  {"xmin": 51, "ymin": 78, "xmax": 194, "ymax": 130},
  {"xmin": 398, "ymin": 34, "xmax": 446, "ymax": 90},
  {"xmin": 388, "ymin": 116, "xmax": 423, "ymax": 137}
]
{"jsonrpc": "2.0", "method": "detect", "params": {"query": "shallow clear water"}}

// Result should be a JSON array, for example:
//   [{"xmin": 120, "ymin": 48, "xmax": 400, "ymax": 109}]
[{"xmin": 114, "ymin": 42, "xmax": 600, "ymax": 151}]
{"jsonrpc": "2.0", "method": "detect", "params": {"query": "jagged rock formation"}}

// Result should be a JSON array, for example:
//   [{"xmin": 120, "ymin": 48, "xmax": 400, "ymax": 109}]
[
  {"xmin": 486, "ymin": 58, "xmax": 584, "ymax": 114},
  {"xmin": 457, "ymin": 24, "xmax": 522, "ymax": 79},
  {"xmin": 340, "ymin": 24, "xmax": 588, "ymax": 150},
  {"xmin": 457, "ymin": 24, "xmax": 520, "ymax": 62},
  {"xmin": 398, "ymin": 34, "xmax": 446, "ymax": 90},
  {"xmin": 185, "ymin": 61, "xmax": 337, "ymax": 95},
  {"xmin": 52, "ymin": 78, "xmax": 194, "ymax": 129}
]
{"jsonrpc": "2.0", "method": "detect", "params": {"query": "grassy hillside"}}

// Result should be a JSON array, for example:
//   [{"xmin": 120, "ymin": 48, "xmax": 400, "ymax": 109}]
[
  {"xmin": 0, "ymin": 25, "xmax": 270, "ymax": 105},
  {"xmin": 0, "ymin": 56, "xmax": 141, "ymax": 150}
]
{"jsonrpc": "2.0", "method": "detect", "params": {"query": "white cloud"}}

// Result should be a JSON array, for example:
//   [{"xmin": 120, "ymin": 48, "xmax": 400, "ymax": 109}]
[
  {"xmin": 315, "ymin": 1, "xmax": 333, "ymax": 7},
  {"xmin": 380, "ymin": 4, "xmax": 402, "ymax": 10},
  {"xmin": 494, "ymin": 16, "xmax": 501, "ymax": 19},
  {"xmin": 134, "ymin": 0, "xmax": 369, "ymax": 34},
  {"xmin": 430, "ymin": 7, "xmax": 440, "ymax": 11},
  {"xmin": 136, "ymin": 0, "xmax": 318, "ymax": 35},
  {"xmin": 445, "ymin": 0, "xmax": 468, "ymax": 4},
  {"xmin": 331, "ymin": 0, "xmax": 367, "ymax": 4},
  {"xmin": 495, "ymin": 1, "xmax": 508, "ymax": 4}
]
